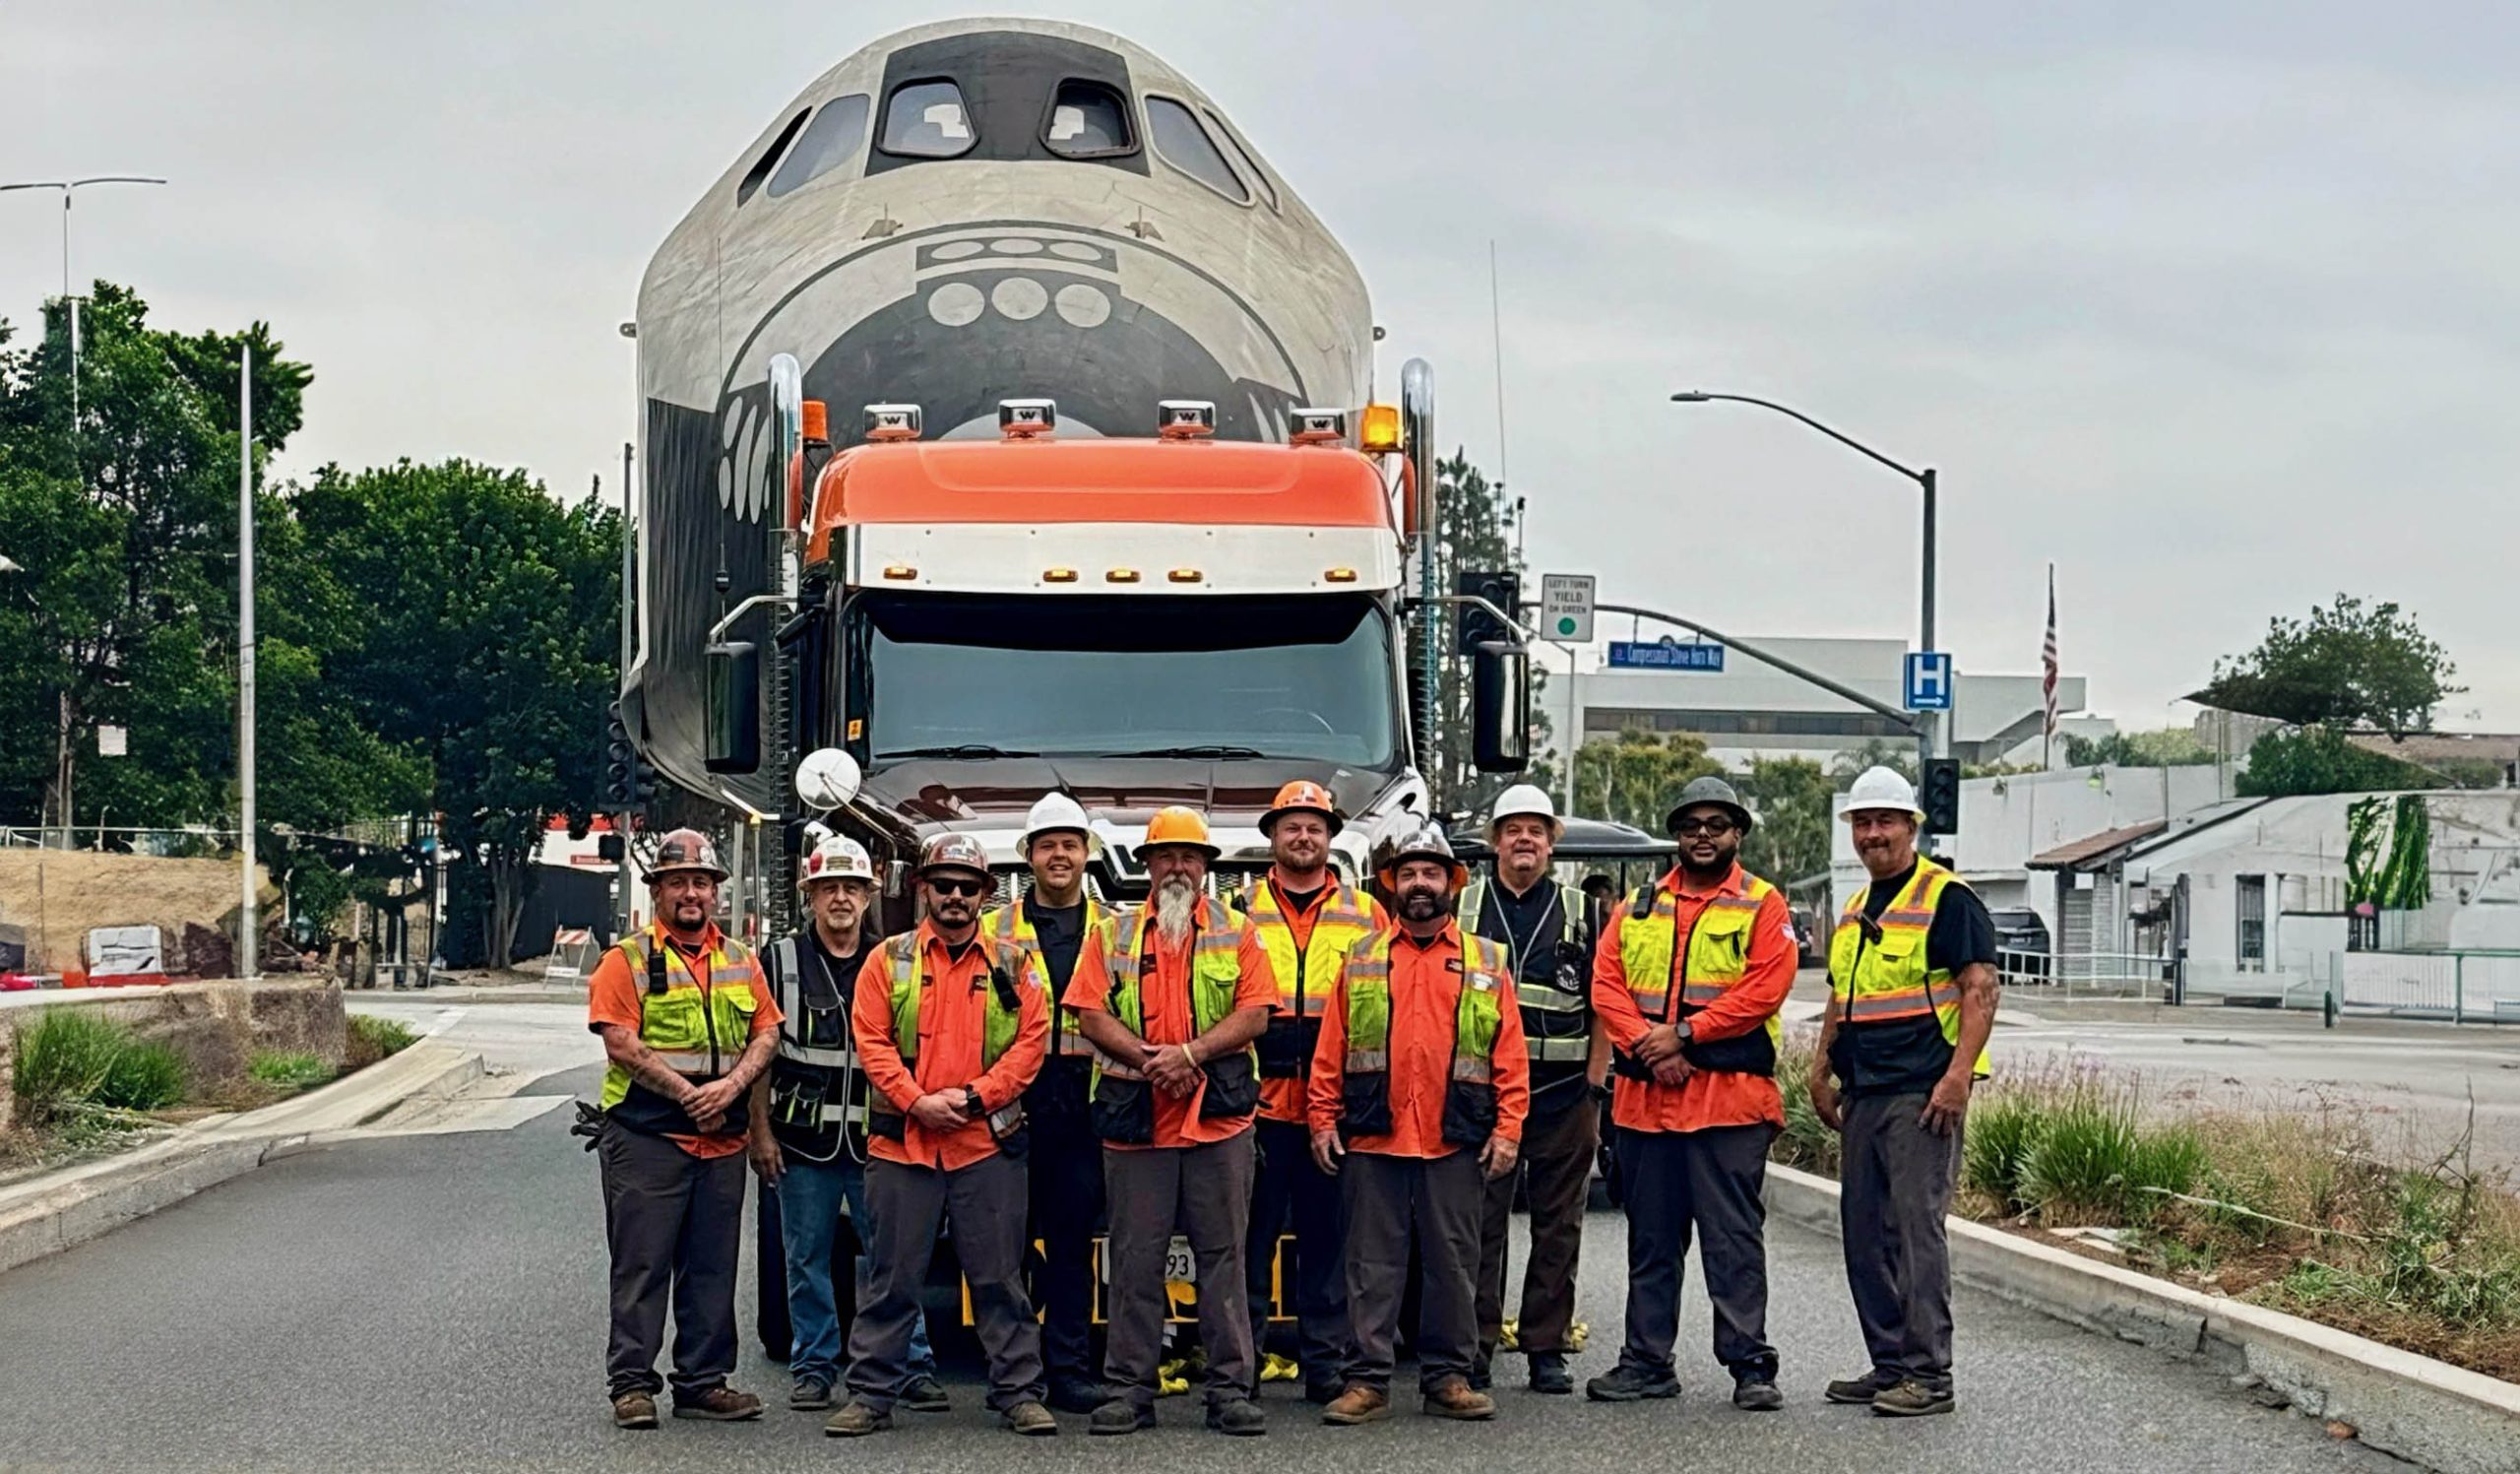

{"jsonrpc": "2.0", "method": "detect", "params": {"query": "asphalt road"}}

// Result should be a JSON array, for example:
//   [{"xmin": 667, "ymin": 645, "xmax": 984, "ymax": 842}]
[{"xmin": 0, "ymin": 1057, "xmax": 2411, "ymax": 1474}]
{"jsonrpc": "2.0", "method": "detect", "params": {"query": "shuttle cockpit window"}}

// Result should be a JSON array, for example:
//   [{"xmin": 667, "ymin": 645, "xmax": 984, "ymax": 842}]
[
  {"xmin": 1043, "ymin": 80, "xmax": 1134, "ymax": 159},
  {"xmin": 768, "ymin": 94, "xmax": 871, "ymax": 198},
  {"xmin": 880, "ymin": 79, "xmax": 976, "ymax": 159},
  {"xmin": 1202, "ymin": 109, "xmax": 1277, "ymax": 211},
  {"xmin": 1145, "ymin": 96, "xmax": 1249, "ymax": 204},
  {"xmin": 735, "ymin": 108, "xmax": 811, "ymax": 205}
]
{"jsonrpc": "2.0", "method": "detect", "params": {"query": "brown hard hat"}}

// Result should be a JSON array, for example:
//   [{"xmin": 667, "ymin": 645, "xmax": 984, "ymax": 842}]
[{"xmin": 644, "ymin": 828, "xmax": 728, "ymax": 883}]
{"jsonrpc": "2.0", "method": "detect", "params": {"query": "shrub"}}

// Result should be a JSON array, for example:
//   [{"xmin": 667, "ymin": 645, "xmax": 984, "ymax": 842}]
[
  {"xmin": 345, "ymin": 1014, "xmax": 417, "ymax": 1070},
  {"xmin": 2018, "ymin": 1092, "xmax": 2141, "ymax": 1224},
  {"xmin": 12, "ymin": 1011, "xmax": 133, "ymax": 1122},
  {"xmin": 2120, "ymin": 1123, "xmax": 2206, "ymax": 1227},
  {"xmin": 94, "ymin": 1040, "xmax": 187, "ymax": 1113},
  {"xmin": 247, "ymin": 1051, "xmax": 335, "ymax": 1091},
  {"xmin": 1963, "ymin": 1092, "xmax": 2047, "ymax": 1213}
]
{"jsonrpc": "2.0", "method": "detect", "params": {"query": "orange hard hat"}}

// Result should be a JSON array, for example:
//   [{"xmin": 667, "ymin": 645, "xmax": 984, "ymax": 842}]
[
  {"xmin": 1259, "ymin": 779, "xmax": 1343, "ymax": 837},
  {"xmin": 1135, "ymin": 804, "xmax": 1221, "ymax": 863}
]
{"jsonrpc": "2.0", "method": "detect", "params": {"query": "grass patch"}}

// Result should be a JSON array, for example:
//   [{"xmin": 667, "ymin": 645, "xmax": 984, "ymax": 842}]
[
  {"xmin": 12, "ymin": 1010, "xmax": 185, "ymax": 1122},
  {"xmin": 345, "ymin": 1014, "xmax": 418, "ymax": 1070},
  {"xmin": 246, "ymin": 1051, "xmax": 335, "ymax": 1092},
  {"xmin": 94, "ymin": 1039, "xmax": 187, "ymax": 1112}
]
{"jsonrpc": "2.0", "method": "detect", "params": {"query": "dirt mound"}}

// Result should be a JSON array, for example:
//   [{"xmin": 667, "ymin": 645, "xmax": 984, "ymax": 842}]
[{"xmin": 0, "ymin": 851, "xmax": 275, "ymax": 976}]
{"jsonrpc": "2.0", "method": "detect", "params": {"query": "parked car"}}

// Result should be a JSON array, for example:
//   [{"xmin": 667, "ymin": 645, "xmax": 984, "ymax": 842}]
[{"xmin": 1989, "ymin": 907, "xmax": 2052, "ymax": 981}]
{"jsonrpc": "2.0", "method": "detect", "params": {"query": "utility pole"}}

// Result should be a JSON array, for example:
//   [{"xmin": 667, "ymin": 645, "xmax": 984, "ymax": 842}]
[
  {"xmin": 0, "ymin": 177, "xmax": 166, "ymax": 423},
  {"xmin": 238, "ymin": 346, "xmax": 259, "ymax": 980}
]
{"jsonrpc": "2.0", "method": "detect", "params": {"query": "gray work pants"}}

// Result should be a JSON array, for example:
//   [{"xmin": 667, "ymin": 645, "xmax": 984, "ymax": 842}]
[
  {"xmin": 1840, "ymin": 1091, "xmax": 1962, "ymax": 1394},
  {"xmin": 1614, "ymin": 1122, "xmax": 1778, "ymax": 1379},
  {"xmin": 848, "ymin": 1152, "xmax": 1044, "ymax": 1413},
  {"xmin": 599, "ymin": 1124, "xmax": 746, "ymax": 1399},
  {"xmin": 1342, "ymin": 1149, "xmax": 1483, "ymax": 1394},
  {"xmin": 1102, "ymin": 1132, "xmax": 1257, "ymax": 1409}
]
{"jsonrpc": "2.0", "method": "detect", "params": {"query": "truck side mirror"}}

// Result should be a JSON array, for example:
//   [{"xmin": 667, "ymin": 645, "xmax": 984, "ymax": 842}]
[
  {"xmin": 704, "ymin": 640, "xmax": 760, "ymax": 773},
  {"xmin": 1471, "ymin": 639, "xmax": 1531, "ymax": 773}
]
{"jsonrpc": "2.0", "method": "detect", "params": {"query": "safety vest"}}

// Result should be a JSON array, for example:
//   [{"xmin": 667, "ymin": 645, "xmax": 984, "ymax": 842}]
[
  {"xmin": 1458, "ymin": 876, "xmax": 1593, "ymax": 1065},
  {"xmin": 1828, "ymin": 857, "xmax": 1992, "ymax": 1080},
  {"xmin": 1089, "ymin": 903, "xmax": 1260, "ymax": 1141},
  {"xmin": 1338, "ymin": 926, "xmax": 1512, "ymax": 1147},
  {"xmin": 1236, "ymin": 874, "xmax": 1378, "ymax": 1077},
  {"xmin": 863, "ymin": 930, "xmax": 1039, "ymax": 1142},
  {"xmin": 763, "ymin": 932, "xmax": 869, "ymax": 1162},
  {"xmin": 982, "ymin": 894, "xmax": 1105, "ymax": 1059},
  {"xmin": 1616, "ymin": 868, "xmax": 1783, "ymax": 1077},
  {"xmin": 600, "ymin": 928, "xmax": 760, "ymax": 1139}
]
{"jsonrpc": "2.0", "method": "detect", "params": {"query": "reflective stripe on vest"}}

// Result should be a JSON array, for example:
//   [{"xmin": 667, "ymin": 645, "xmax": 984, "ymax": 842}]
[
  {"xmin": 1243, "ymin": 877, "xmax": 1377, "ymax": 1017},
  {"xmin": 1458, "ymin": 877, "xmax": 1589, "ymax": 1016},
  {"xmin": 1090, "ymin": 906, "xmax": 1254, "ymax": 1090},
  {"xmin": 599, "ymin": 931, "xmax": 759, "ymax": 1114},
  {"xmin": 1827, "ymin": 858, "xmax": 1991, "ymax": 1077},
  {"xmin": 1340, "ymin": 930, "xmax": 1510, "ymax": 1083},
  {"xmin": 1616, "ymin": 873, "xmax": 1785, "ymax": 1061},
  {"xmin": 769, "ymin": 936, "xmax": 861, "ymax": 1072},
  {"xmin": 986, "ymin": 897, "xmax": 1104, "ymax": 1057}
]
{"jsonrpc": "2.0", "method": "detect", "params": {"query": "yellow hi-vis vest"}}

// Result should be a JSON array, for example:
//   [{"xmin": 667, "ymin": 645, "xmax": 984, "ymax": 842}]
[
  {"xmin": 863, "ymin": 931, "xmax": 1039, "ymax": 1141},
  {"xmin": 1827, "ymin": 857, "xmax": 1991, "ymax": 1080},
  {"xmin": 1458, "ymin": 876, "xmax": 1593, "ymax": 1064},
  {"xmin": 982, "ymin": 894, "xmax": 1105, "ymax": 1058},
  {"xmin": 1236, "ymin": 875, "xmax": 1377, "ymax": 1077},
  {"xmin": 1616, "ymin": 870, "xmax": 1784, "ymax": 1077},
  {"xmin": 600, "ymin": 929, "xmax": 760, "ymax": 1138},
  {"xmin": 1088, "ymin": 904, "xmax": 1260, "ymax": 1140},
  {"xmin": 1337, "ymin": 927, "xmax": 1511, "ymax": 1147}
]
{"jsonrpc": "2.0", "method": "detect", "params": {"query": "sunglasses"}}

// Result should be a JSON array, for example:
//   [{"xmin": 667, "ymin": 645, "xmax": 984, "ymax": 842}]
[
  {"xmin": 927, "ymin": 876, "xmax": 988, "ymax": 898},
  {"xmin": 1672, "ymin": 816, "xmax": 1736, "ymax": 837}
]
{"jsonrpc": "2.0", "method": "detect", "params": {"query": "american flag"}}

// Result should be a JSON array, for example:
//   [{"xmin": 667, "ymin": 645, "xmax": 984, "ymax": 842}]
[{"xmin": 2042, "ymin": 563, "xmax": 2060, "ymax": 744}]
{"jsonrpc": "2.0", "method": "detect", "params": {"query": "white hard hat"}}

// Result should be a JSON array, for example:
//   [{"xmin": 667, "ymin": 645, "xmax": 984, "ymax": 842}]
[
  {"xmin": 1486, "ymin": 783, "xmax": 1563, "ymax": 840},
  {"xmin": 1841, "ymin": 765, "xmax": 1925, "ymax": 823},
  {"xmin": 1022, "ymin": 792, "xmax": 1094, "ymax": 851},
  {"xmin": 799, "ymin": 834, "xmax": 875, "ymax": 887}
]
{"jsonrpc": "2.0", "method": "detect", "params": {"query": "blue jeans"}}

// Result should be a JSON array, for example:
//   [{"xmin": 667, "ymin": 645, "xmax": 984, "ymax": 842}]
[{"xmin": 779, "ymin": 1154, "xmax": 936, "ymax": 1387}]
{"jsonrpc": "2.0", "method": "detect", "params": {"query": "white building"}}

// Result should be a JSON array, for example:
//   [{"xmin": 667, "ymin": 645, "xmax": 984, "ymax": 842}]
[{"xmin": 1568, "ymin": 635, "xmax": 2102, "ymax": 771}]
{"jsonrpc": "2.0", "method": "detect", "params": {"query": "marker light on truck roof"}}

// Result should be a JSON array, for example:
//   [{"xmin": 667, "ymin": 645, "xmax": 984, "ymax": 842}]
[
  {"xmin": 1105, "ymin": 567, "xmax": 1142, "ymax": 583},
  {"xmin": 882, "ymin": 564, "xmax": 918, "ymax": 580},
  {"xmin": 999, "ymin": 398, "xmax": 1058, "ymax": 438},
  {"xmin": 1359, "ymin": 402, "xmax": 1404, "ymax": 453},
  {"xmin": 1289, "ymin": 408, "xmax": 1347, "ymax": 445},
  {"xmin": 1157, "ymin": 400, "xmax": 1217, "ymax": 439},
  {"xmin": 1324, "ymin": 567, "xmax": 1359, "ymax": 583},
  {"xmin": 1167, "ymin": 568, "xmax": 1203, "ymax": 583},
  {"xmin": 862, "ymin": 403, "xmax": 922, "ymax": 441},
  {"xmin": 1042, "ymin": 567, "xmax": 1079, "ymax": 583}
]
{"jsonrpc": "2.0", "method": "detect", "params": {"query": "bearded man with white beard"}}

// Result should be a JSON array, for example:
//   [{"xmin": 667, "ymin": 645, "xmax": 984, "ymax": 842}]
[{"xmin": 1067, "ymin": 806, "xmax": 1277, "ymax": 1437}]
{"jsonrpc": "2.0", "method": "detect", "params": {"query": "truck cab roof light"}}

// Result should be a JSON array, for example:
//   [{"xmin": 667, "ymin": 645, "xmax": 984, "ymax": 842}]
[
  {"xmin": 863, "ymin": 404, "xmax": 922, "ymax": 441},
  {"xmin": 1105, "ymin": 567, "xmax": 1141, "ymax": 584},
  {"xmin": 1289, "ymin": 408, "xmax": 1347, "ymax": 446},
  {"xmin": 1042, "ymin": 567, "xmax": 1079, "ymax": 583},
  {"xmin": 1157, "ymin": 400, "xmax": 1217, "ymax": 439},
  {"xmin": 1324, "ymin": 567, "xmax": 1359, "ymax": 583},
  {"xmin": 881, "ymin": 564, "xmax": 918, "ymax": 580},
  {"xmin": 1000, "ymin": 398, "xmax": 1057, "ymax": 439},
  {"xmin": 1358, "ymin": 402, "xmax": 1403, "ymax": 453},
  {"xmin": 1166, "ymin": 568, "xmax": 1203, "ymax": 583}
]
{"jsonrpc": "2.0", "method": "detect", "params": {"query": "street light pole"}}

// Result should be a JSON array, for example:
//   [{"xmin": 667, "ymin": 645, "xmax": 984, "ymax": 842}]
[
  {"xmin": 0, "ymin": 177, "xmax": 167, "ymax": 424},
  {"xmin": 239, "ymin": 346, "xmax": 258, "ymax": 980},
  {"xmin": 1670, "ymin": 391, "xmax": 1940, "ymax": 778}
]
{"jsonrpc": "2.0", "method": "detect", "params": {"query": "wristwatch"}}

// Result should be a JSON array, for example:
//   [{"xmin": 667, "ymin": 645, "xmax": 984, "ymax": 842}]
[{"xmin": 961, "ymin": 1085, "xmax": 983, "ymax": 1120}]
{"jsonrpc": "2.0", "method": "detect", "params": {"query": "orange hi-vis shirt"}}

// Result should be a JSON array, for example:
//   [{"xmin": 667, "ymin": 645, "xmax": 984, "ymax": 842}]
[
  {"xmin": 850, "ymin": 921, "xmax": 1049, "ymax": 1172},
  {"xmin": 587, "ymin": 921, "xmax": 782, "ymax": 1160},
  {"xmin": 1308, "ymin": 922, "xmax": 1531, "ymax": 1158},
  {"xmin": 1245, "ymin": 869, "xmax": 1388, "ymax": 1124},
  {"xmin": 1591, "ymin": 864, "xmax": 1796, "ymax": 1135},
  {"xmin": 1064, "ymin": 897, "xmax": 1277, "ymax": 1150}
]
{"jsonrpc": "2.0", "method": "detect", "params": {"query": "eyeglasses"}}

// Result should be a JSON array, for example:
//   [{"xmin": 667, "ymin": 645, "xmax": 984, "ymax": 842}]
[
  {"xmin": 927, "ymin": 876, "xmax": 988, "ymax": 898},
  {"xmin": 1672, "ymin": 816, "xmax": 1736, "ymax": 837}
]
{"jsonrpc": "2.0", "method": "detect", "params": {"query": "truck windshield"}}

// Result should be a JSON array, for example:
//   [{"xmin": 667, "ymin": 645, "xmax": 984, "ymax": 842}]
[{"xmin": 857, "ymin": 593, "xmax": 1402, "ymax": 769}]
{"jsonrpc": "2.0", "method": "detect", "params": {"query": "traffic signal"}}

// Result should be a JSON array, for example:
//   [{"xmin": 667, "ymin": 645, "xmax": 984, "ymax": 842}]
[
  {"xmin": 603, "ymin": 701, "xmax": 637, "ymax": 809},
  {"xmin": 1455, "ymin": 569, "xmax": 1521, "ymax": 655},
  {"xmin": 1921, "ymin": 757, "xmax": 1962, "ymax": 836}
]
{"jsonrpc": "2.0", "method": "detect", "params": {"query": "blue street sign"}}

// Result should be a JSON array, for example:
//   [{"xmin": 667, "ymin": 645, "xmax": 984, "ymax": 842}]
[
  {"xmin": 1904, "ymin": 651, "xmax": 1954, "ymax": 711},
  {"xmin": 1607, "ymin": 637, "xmax": 1724, "ymax": 672}
]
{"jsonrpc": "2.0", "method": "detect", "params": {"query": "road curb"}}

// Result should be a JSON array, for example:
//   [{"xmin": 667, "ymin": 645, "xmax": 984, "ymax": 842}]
[
  {"xmin": 1765, "ymin": 1162, "xmax": 2520, "ymax": 1474},
  {"xmin": 0, "ymin": 1043, "xmax": 482, "ymax": 1277}
]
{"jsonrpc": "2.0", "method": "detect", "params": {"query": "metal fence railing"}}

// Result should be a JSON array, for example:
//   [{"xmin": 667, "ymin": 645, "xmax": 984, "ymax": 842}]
[
  {"xmin": 1, "ymin": 825, "xmax": 241, "ymax": 856},
  {"xmin": 1996, "ymin": 948, "xmax": 2171, "ymax": 1002},
  {"xmin": 2323, "ymin": 950, "xmax": 2520, "ymax": 1023}
]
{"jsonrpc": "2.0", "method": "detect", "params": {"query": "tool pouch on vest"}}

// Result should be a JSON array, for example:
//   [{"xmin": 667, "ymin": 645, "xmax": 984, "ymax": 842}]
[
  {"xmin": 1198, "ymin": 1052, "xmax": 1259, "ymax": 1119},
  {"xmin": 985, "ymin": 1097, "xmax": 1031, "ymax": 1160},
  {"xmin": 1440, "ymin": 1079, "xmax": 1499, "ymax": 1148},
  {"xmin": 1254, "ymin": 1016, "xmax": 1320, "ymax": 1078},
  {"xmin": 1339, "ymin": 1074, "xmax": 1393, "ymax": 1142},
  {"xmin": 769, "ymin": 1071, "xmax": 828, "ymax": 1131},
  {"xmin": 867, "ymin": 1098, "xmax": 906, "ymax": 1141},
  {"xmin": 1679, "ymin": 1017, "xmax": 1777, "ymax": 1076},
  {"xmin": 1091, "ymin": 1075, "xmax": 1155, "ymax": 1145}
]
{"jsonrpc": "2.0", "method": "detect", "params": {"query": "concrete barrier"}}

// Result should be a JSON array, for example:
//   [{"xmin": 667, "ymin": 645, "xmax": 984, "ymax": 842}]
[
  {"xmin": 1765, "ymin": 1162, "xmax": 2520, "ymax": 1474},
  {"xmin": 0, "ymin": 979, "xmax": 346, "ymax": 1132}
]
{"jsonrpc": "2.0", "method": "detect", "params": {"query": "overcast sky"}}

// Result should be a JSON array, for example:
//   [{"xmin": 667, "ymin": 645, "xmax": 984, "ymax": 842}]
[{"xmin": 9, "ymin": 2, "xmax": 2516, "ymax": 730}]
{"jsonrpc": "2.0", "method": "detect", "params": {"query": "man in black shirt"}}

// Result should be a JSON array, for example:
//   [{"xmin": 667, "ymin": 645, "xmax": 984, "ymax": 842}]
[
  {"xmin": 1457, "ymin": 785, "xmax": 1608, "ymax": 1395},
  {"xmin": 751, "ymin": 836, "xmax": 941, "ymax": 1414},
  {"xmin": 1808, "ymin": 767, "xmax": 1997, "ymax": 1420}
]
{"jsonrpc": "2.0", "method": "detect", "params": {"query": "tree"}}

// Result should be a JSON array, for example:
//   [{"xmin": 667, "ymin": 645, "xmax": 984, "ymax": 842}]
[
  {"xmin": 1736, "ymin": 756, "xmax": 1834, "ymax": 885},
  {"xmin": 2237, "ymin": 726, "xmax": 2435, "ymax": 798},
  {"xmin": 1542, "ymin": 728, "xmax": 1724, "ymax": 835},
  {"xmin": 1829, "ymin": 738, "xmax": 1917, "ymax": 790},
  {"xmin": 2063, "ymin": 727, "xmax": 2215, "ymax": 768},
  {"xmin": 2195, "ymin": 594, "xmax": 2459, "ymax": 739}
]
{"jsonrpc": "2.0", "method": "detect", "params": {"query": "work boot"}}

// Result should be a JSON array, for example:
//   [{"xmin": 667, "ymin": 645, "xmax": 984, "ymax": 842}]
[
  {"xmin": 1871, "ymin": 1378, "xmax": 1955, "ymax": 1418},
  {"xmin": 1732, "ymin": 1375, "xmax": 1785, "ymax": 1411},
  {"xmin": 1207, "ymin": 1397, "xmax": 1268, "ymax": 1436},
  {"xmin": 671, "ymin": 1384, "xmax": 764, "ymax": 1421},
  {"xmin": 823, "ymin": 1400, "xmax": 892, "ymax": 1438},
  {"xmin": 1584, "ymin": 1364, "xmax": 1679, "ymax": 1402},
  {"xmin": 1528, "ymin": 1351, "xmax": 1574, "ymax": 1395},
  {"xmin": 1321, "ymin": 1384, "xmax": 1391, "ymax": 1426},
  {"xmin": 1825, "ymin": 1371, "xmax": 1894, "ymax": 1405},
  {"xmin": 788, "ymin": 1376, "xmax": 833, "ymax": 1411},
  {"xmin": 1421, "ymin": 1377, "xmax": 1496, "ymax": 1421},
  {"xmin": 900, "ymin": 1374, "xmax": 951, "ymax": 1413},
  {"xmin": 1089, "ymin": 1399, "xmax": 1156, "ymax": 1436},
  {"xmin": 1001, "ymin": 1399, "xmax": 1059, "ymax": 1437},
  {"xmin": 610, "ymin": 1391, "xmax": 659, "ymax": 1430},
  {"xmin": 1047, "ymin": 1377, "xmax": 1107, "ymax": 1415}
]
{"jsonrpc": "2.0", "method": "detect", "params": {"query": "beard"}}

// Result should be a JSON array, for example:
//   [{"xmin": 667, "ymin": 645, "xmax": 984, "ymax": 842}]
[
  {"xmin": 1398, "ymin": 888, "xmax": 1445, "ymax": 923},
  {"xmin": 1155, "ymin": 876, "xmax": 1200, "ymax": 945}
]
